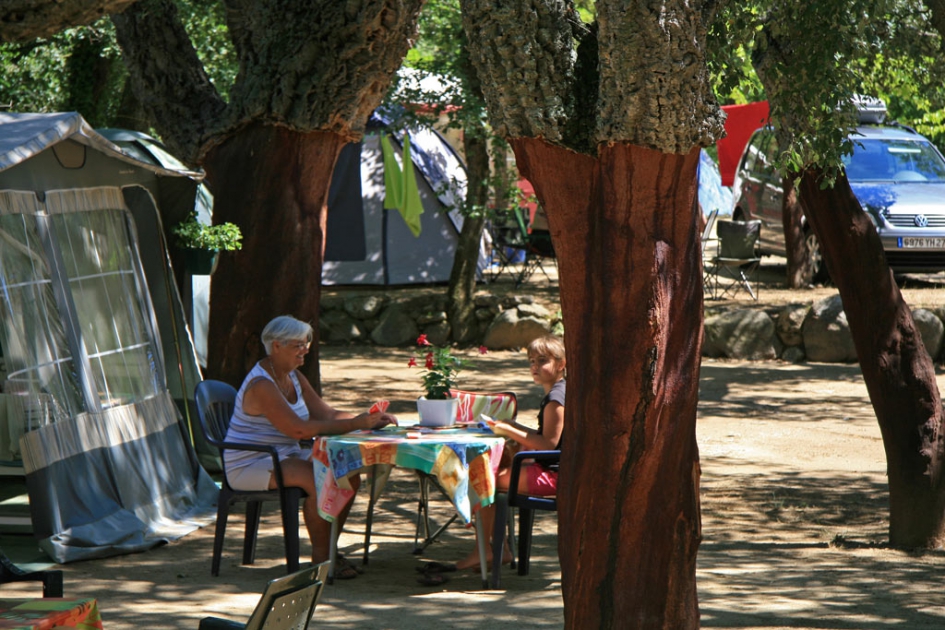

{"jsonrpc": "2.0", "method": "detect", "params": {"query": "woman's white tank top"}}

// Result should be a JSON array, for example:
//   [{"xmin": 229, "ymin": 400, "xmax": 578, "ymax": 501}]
[{"xmin": 224, "ymin": 362, "xmax": 309, "ymax": 474}]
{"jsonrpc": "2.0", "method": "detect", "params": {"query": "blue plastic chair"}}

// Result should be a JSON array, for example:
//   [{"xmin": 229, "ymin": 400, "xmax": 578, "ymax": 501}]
[
  {"xmin": 195, "ymin": 380, "xmax": 304, "ymax": 576},
  {"xmin": 490, "ymin": 450, "xmax": 560, "ymax": 588}
]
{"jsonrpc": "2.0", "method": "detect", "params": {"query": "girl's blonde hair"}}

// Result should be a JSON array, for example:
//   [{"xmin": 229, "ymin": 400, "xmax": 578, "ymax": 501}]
[{"xmin": 527, "ymin": 334, "xmax": 566, "ymax": 361}]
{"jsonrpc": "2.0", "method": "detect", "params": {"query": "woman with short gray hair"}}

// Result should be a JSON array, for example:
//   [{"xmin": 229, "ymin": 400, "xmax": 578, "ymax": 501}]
[{"xmin": 225, "ymin": 315, "xmax": 397, "ymax": 579}]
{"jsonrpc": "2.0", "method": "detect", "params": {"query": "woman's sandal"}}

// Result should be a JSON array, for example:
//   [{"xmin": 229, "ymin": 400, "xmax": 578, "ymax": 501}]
[
  {"xmin": 414, "ymin": 561, "xmax": 457, "ymax": 574},
  {"xmin": 333, "ymin": 555, "xmax": 364, "ymax": 580}
]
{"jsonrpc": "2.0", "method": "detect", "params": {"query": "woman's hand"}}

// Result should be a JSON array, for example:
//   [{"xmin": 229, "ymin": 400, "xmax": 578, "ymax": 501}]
[{"xmin": 360, "ymin": 412, "xmax": 398, "ymax": 430}]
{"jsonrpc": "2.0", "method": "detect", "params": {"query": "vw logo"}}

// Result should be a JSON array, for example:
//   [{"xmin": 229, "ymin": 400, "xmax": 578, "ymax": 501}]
[{"xmin": 915, "ymin": 214, "xmax": 929, "ymax": 227}]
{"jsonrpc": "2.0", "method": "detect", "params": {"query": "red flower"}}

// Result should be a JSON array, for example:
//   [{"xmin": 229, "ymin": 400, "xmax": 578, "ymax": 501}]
[
  {"xmin": 408, "ymin": 357, "xmax": 417, "ymax": 367},
  {"xmin": 417, "ymin": 334, "xmax": 431, "ymax": 346},
  {"xmin": 425, "ymin": 356, "xmax": 435, "ymax": 370},
  {"xmin": 478, "ymin": 345, "xmax": 488, "ymax": 355}
]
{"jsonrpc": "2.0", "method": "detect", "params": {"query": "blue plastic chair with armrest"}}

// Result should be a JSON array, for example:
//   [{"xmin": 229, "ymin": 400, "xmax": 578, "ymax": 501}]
[
  {"xmin": 490, "ymin": 449, "xmax": 560, "ymax": 588},
  {"xmin": 195, "ymin": 379, "xmax": 304, "ymax": 576}
]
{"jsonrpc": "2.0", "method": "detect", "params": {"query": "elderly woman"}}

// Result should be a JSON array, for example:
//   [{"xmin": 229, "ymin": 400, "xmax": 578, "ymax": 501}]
[{"xmin": 225, "ymin": 315, "xmax": 396, "ymax": 579}]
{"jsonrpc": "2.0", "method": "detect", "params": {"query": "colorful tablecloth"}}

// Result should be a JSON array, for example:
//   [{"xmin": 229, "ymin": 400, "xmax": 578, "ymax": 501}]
[
  {"xmin": 312, "ymin": 426, "xmax": 505, "ymax": 523},
  {"xmin": 0, "ymin": 598, "xmax": 102, "ymax": 630}
]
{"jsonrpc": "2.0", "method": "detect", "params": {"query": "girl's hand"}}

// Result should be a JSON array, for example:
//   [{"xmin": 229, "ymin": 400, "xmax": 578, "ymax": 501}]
[{"xmin": 491, "ymin": 420, "xmax": 513, "ymax": 437}]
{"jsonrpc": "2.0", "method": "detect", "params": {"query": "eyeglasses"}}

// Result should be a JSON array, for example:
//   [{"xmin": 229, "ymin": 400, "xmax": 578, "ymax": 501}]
[{"xmin": 282, "ymin": 340, "xmax": 311, "ymax": 351}]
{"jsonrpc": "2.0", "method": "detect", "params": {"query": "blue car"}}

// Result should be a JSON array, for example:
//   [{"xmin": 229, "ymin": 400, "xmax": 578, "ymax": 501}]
[{"xmin": 731, "ymin": 120, "xmax": 945, "ymax": 282}]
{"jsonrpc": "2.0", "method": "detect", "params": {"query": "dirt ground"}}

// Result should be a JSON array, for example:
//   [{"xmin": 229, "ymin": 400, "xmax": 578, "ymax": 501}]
[{"xmin": 6, "ymin": 265, "xmax": 945, "ymax": 629}]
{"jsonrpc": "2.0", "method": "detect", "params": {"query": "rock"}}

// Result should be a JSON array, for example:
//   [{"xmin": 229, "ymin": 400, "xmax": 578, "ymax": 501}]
[
  {"xmin": 912, "ymin": 308, "xmax": 944, "ymax": 360},
  {"xmin": 320, "ymin": 310, "xmax": 364, "ymax": 343},
  {"xmin": 516, "ymin": 302, "xmax": 551, "ymax": 319},
  {"xmin": 475, "ymin": 308, "xmax": 497, "ymax": 321},
  {"xmin": 370, "ymin": 305, "xmax": 419, "ymax": 346},
  {"xmin": 320, "ymin": 294, "xmax": 346, "ymax": 311},
  {"xmin": 776, "ymin": 304, "xmax": 809, "ymax": 347},
  {"xmin": 417, "ymin": 311, "xmax": 448, "ymax": 325},
  {"xmin": 781, "ymin": 346, "xmax": 806, "ymax": 363},
  {"xmin": 343, "ymin": 295, "xmax": 386, "ymax": 320},
  {"xmin": 474, "ymin": 294, "xmax": 501, "ymax": 308},
  {"xmin": 802, "ymin": 295, "xmax": 857, "ymax": 362},
  {"xmin": 422, "ymin": 320, "xmax": 451, "ymax": 347},
  {"xmin": 703, "ymin": 310, "xmax": 777, "ymax": 360},
  {"xmin": 501, "ymin": 295, "xmax": 533, "ymax": 308},
  {"xmin": 482, "ymin": 309, "xmax": 551, "ymax": 349}
]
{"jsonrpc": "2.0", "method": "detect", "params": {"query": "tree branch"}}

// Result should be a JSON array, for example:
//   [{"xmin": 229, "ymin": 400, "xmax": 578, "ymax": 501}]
[
  {"xmin": 111, "ymin": 0, "xmax": 226, "ymax": 163},
  {"xmin": 0, "ymin": 0, "xmax": 138, "ymax": 43}
]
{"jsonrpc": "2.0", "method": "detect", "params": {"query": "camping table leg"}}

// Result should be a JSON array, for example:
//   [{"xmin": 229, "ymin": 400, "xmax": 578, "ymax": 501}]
[
  {"xmin": 363, "ymin": 464, "xmax": 380, "ymax": 566},
  {"xmin": 328, "ymin": 520, "xmax": 339, "ymax": 585},
  {"xmin": 476, "ymin": 513, "xmax": 489, "ymax": 589}
]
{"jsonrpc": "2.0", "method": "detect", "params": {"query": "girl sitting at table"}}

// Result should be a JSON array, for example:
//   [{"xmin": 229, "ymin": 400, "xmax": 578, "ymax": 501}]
[
  {"xmin": 449, "ymin": 334, "xmax": 566, "ymax": 574},
  {"xmin": 225, "ymin": 315, "xmax": 397, "ymax": 579}
]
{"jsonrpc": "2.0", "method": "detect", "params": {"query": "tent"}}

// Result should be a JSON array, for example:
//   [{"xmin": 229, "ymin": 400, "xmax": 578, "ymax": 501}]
[
  {"xmin": 322, "ymin": 112, "xmax": 490, "ymax": 285},
  {"xmin": 0, "ymin": 112, "xmax": 217, "ymax": 562}
]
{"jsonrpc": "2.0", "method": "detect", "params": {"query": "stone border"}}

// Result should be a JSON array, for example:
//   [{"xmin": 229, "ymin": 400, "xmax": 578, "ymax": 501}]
[
  {"xmin": 319, "ymin": 292, "xmax": 563, "ymax": 350},
  {"xmin": 321, "ymin": 291, "xmax": 945, "ymax": 364},
  {"xmin": 705, "ymin": 294, "xmax": 945, "ymax": 362}
]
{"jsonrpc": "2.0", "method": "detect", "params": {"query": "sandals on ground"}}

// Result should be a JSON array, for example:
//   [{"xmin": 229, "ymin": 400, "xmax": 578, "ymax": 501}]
[
  {"xmin": 414, "ymin": 561, "xmax": 457, "ymax": 574},
  {"xmin": 416, "ymin": 571, "xmax": 449, "ymax": 587},
  {"xmin": 333, "ymin": 555, "xmax": 364, "ymax": 580}
]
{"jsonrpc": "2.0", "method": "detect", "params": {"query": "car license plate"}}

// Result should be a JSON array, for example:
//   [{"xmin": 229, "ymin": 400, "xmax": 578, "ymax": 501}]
[{"xmin": 899, "ymin": 237, "xmax": 945, "ymax": 248}]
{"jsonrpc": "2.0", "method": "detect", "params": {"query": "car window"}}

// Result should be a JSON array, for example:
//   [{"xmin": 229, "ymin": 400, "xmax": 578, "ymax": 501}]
[
  {"xmin": 761, "ymin": 133, "xmax": 779, "ymax": 172},
  {"xmin": 740, "ymin": 133, "xmax": 762, "ymax": 173},
  {"xmin": 844, "ymin": 139, "xmax": 945, "ymax": 183}
]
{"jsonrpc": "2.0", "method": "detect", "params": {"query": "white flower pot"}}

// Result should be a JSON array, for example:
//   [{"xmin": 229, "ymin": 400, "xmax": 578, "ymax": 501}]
[{"xmin": 417, "ymin": 396, "xmax": 458, "ymax": 427}]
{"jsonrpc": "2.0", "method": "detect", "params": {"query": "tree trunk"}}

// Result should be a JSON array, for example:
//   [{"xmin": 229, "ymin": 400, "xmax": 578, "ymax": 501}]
[
  {"xmin": 513, "ymin": 138, "xmax": 702, "ymax": 629},
  {"xmin": 447, "ymin": 122, "xmax": 489, "ymax": 343},
  {"xmin": 781, "ymin": 175, "xmax": 812, "ymax": 287},
  {"xmin": 202, "ymin": 125, "xmax": 345, "ymax": 391},
  {"xmin": 798, "ymin": 167, "xmax": 945, "ymax": 547}
]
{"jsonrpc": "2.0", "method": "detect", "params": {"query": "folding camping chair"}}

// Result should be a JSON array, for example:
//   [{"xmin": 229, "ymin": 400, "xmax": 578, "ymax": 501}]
[
  {"xmin": 198, "ymin": 562, "xmax": 329, "ymax": 630},
  {"xmin": 486, "ymin": 219, "xmax": 527, "ymax": 283},
  {"xmin": 706, "ymin": 219, "xmax": 762, "ymax": 300},
  {"xmin": 512, "ymin": 207, "xmax": 556, "ymax": 286},
  {"xmin": 701, "ymin": 209, "xmax": 720, "ymax": 295}
]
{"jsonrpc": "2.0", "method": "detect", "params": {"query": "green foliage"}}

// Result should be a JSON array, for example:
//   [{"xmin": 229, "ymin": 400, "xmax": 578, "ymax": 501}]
[
  {"xmin": 172, "ymin": 211, "xmax": 242, "ymax": 251},
  {"xmin": 176, "ymin": 0, "xmax": 236, "ymax": 100},
  {"xmin": 709, "ymin": 0, "xmax": 945, "ymax": 178},
  {"xmin": 61, "ymin": 24, "xmax": 126, "ymax": 127},
  {"xmin": 707, "ymin": 5, "xmax": 766, "ymax": 104},
  {"xmin": 410, "ymin": 333, "xmax": 471, "ymax": 400}
]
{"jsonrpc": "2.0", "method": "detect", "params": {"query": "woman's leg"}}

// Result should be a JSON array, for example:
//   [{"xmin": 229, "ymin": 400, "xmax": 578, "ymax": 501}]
[{"xmin": 276, "ymin": 458, "xmax": 361, "ymax": 564}]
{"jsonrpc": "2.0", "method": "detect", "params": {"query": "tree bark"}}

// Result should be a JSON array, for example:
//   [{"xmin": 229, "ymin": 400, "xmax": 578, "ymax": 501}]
[
  {"xmin": 202, "ymin": 125, "xmax": 346, "ymax": 391},
  {"xmin": 0, "ymin": 0, "xmax": 138, "ymax": 43},
  {"xmin": 446, "ymin": 120, "xmax": 489, "ymax": 344},
  {"xmin": 798, "ymin": 167, "xmax": 945, "ymax": 547},
  {"xmin": 113, "ymin": 0, "xmax": 423, "ymax": 389},
  {"xmin": 514, "ymin": 138, "xmax": 703, "ymax": 628},
  {"xmin": 781, "ymin": 175, "xmax": 812, "ymax": 287}
]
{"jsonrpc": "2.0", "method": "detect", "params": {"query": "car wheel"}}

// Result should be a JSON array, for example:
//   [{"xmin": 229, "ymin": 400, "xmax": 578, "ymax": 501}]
[{"xmin": 806, "ymin": 229, "xmax": 829, "ymax": 284}]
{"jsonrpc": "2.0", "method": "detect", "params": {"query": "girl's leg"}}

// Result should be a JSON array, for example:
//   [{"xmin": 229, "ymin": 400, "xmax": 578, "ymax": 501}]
[{"xmin": 454, "ymin": 467, "xmax": 516, "ymax": 570}]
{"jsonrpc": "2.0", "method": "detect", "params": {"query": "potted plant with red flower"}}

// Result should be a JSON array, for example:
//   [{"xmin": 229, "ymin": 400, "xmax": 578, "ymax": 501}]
[{"xmin": 408, "ymin": 334, "xmax": 485, "ymax": 426}]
